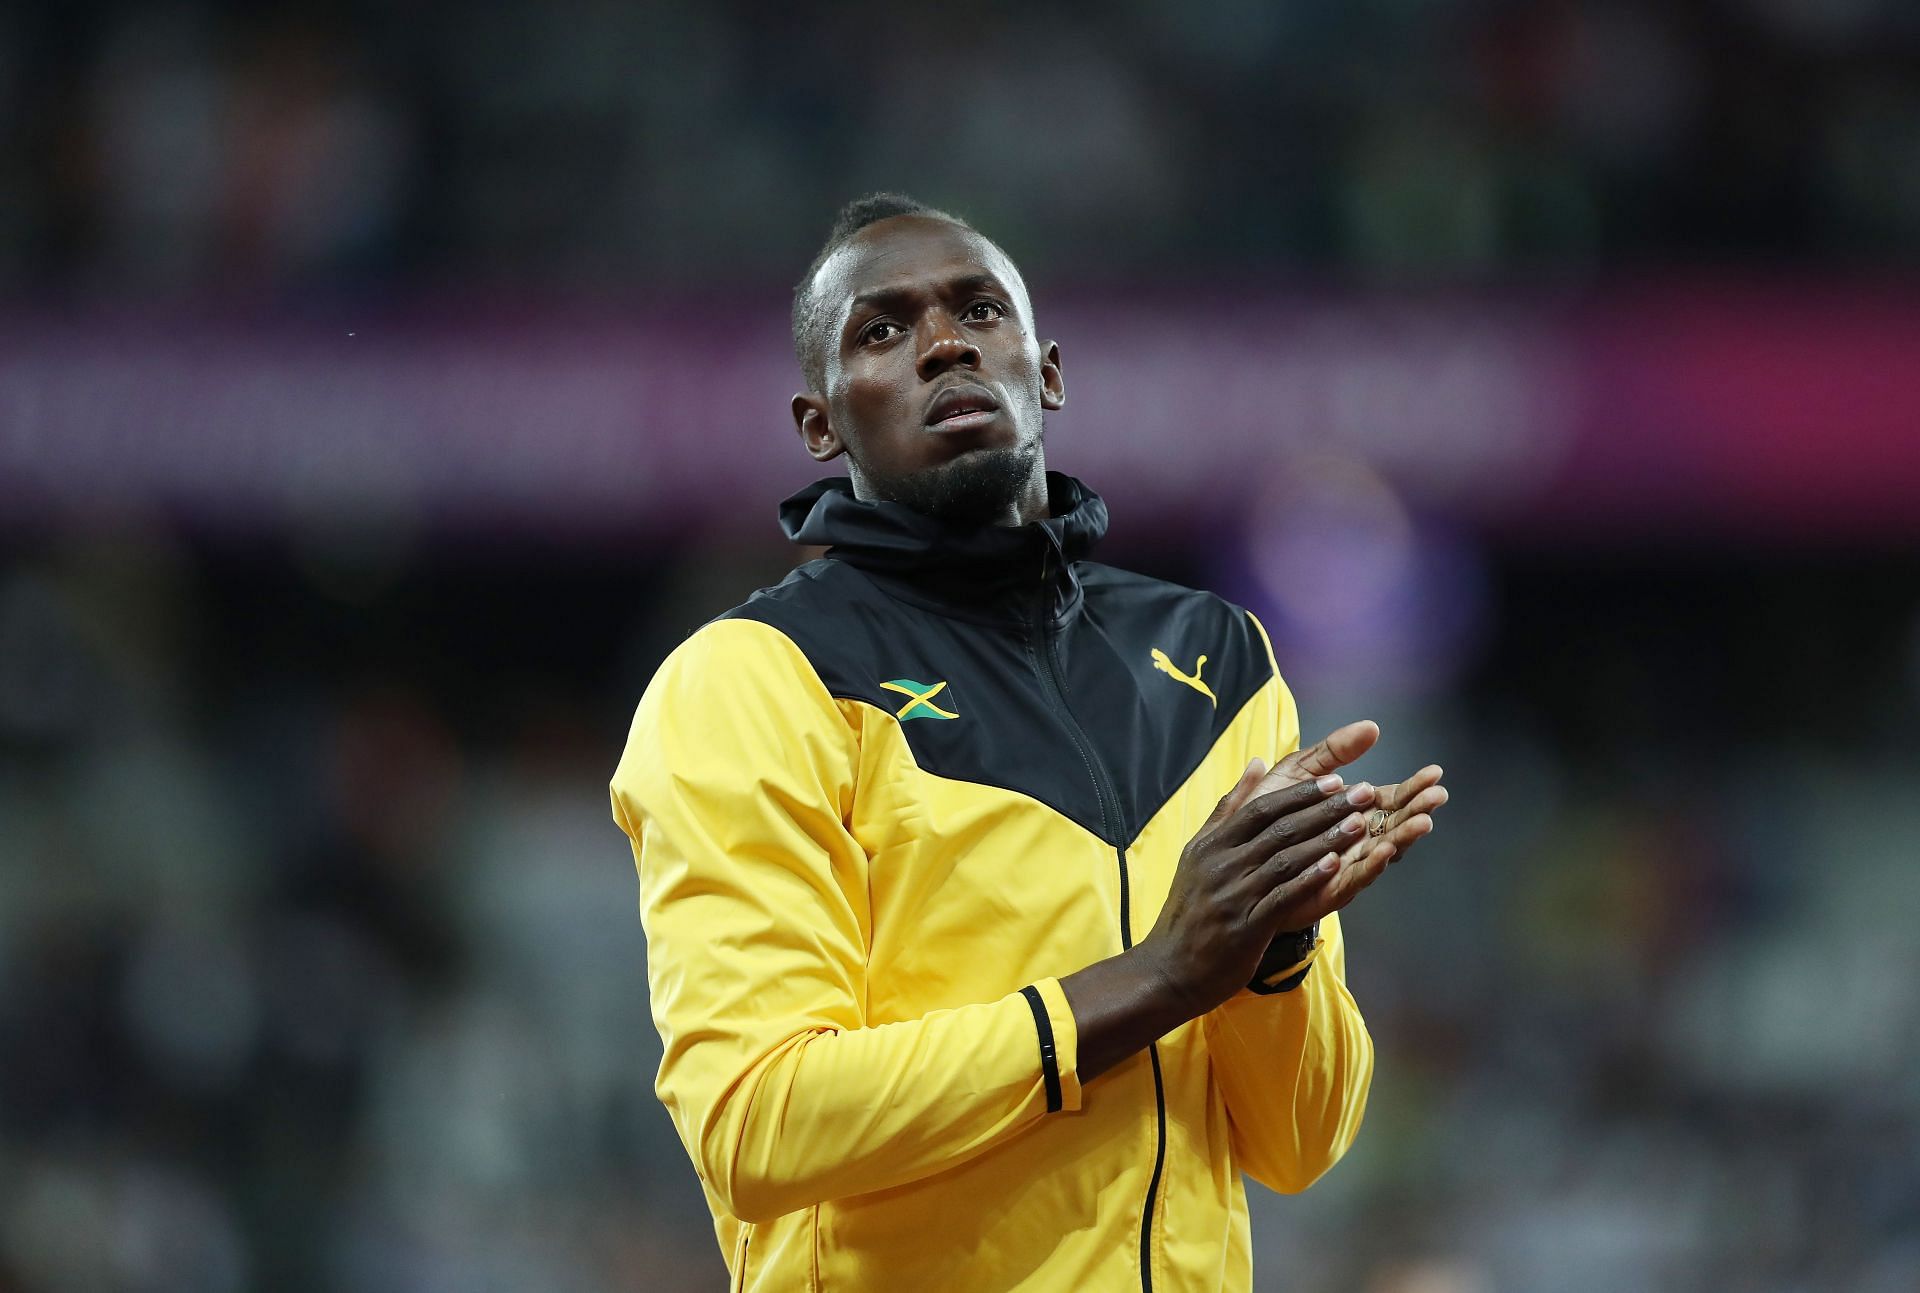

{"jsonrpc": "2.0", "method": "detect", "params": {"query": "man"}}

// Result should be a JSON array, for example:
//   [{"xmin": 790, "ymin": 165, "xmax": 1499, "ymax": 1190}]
[{"xmin": 610, "ymin": 193, "xmax": 1448, "ymax": 1291}]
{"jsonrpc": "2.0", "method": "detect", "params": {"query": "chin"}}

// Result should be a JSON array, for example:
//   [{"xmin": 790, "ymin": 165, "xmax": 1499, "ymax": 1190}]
[{"xmin": 874, "ymin": 442, "xmax": 1041, "ymax": 525}]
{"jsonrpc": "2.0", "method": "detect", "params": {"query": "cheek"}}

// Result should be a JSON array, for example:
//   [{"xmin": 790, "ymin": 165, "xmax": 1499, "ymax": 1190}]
[
  {"xmin": 834, "ymin": 369, "xmax": 919, "ymax": 460},
  {"xmin": 995, "ymin": 338, "xmax": 1043, "ymax": 390},
  {"xmin": 842, "ymin": 370, "xmax": 914, "ymax": 430},
  {"xmin": 999, "ymin": 351, "xmax": 1048, "ymax": 415}
]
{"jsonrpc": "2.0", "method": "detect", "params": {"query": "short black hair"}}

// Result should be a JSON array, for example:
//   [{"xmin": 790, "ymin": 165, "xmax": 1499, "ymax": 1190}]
[{"xmin": 791, "ymin": 192, "xmax": 970, "ymax": 393}]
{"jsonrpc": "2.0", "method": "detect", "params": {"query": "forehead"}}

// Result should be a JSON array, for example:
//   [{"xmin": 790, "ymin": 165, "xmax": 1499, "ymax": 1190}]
[{"xmin": 816, "ymin": 216, "xmax": 1030, "ymax": 324}]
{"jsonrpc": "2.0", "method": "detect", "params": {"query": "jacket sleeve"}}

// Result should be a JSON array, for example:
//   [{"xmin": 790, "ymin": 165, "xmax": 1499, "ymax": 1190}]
[
  {"xmin": 1203, "ymin": 910, "xmax": 1373, "ymax": 1192},
  {"xmin": 610, "ymin": 617, "xmax": 1082, "ymax": 1224},
  {"xmin": 1202, "ymin": 622, "xmax": 1374, "ymax": 1193}
]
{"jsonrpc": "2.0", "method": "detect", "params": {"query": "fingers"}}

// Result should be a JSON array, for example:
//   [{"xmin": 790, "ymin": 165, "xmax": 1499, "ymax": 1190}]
[
  {"xmin": 1273, "ymin": 720, "xmax": 1381, "ymax": 780},
  {"xmin": 1370, "ymin": 783, "xmax": 1449, "ymax": 858},
  {"xmin": 1213, "ymin": 772, "xmax": 1348, "ymax": 848},
  {"xmin": 1381, "ymin": 813, "xmax": 1433, "ymax": 854},
  {"xmin": 1204, "ymin": 758, "xmax": 1268, "ymax": 830},
  {"xmin": 1249, "ymin": 836, "xmax": 1396, "ymax": 928},
  {"xmin": 1242, "ymin": 782, "xmax": 1377, "ymax": 859},
  {"xmin": 1325, "ymin": 840, "xmax": 1397, "ymax": 905},
  {"xmin": 1379, "ymin": 764, "xmax": 1444, "ymax": 811},
  {"xmin": 1243, "ymin": 801, "xmax": 1373, "ymax": 892},
  {"xmin": 1244, "ymin": 797, "xmax": 1413, "ymax": 932},
  {"xmin": 1226, "ymin": 758, "xmax": 1269, "ymax": 818},
  {"xmin": 1248, "ymin": 850, "xmax": 1340, "ymax": 928},
  {"xmin": 1404, "ymin": 783, "xmax": 1449, "ymax": 817}
]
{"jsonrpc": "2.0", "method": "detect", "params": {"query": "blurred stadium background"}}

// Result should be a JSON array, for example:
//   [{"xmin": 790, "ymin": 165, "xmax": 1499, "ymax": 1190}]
[{"xmin": 4, "ymin": 2, "xmax": 1919, "ymax": 1291}]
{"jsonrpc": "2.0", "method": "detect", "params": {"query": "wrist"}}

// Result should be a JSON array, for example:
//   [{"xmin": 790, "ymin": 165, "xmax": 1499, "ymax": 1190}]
[{"xmin": 1130, "ymin": 938, "xmax": 1217, "ymax": 1025}]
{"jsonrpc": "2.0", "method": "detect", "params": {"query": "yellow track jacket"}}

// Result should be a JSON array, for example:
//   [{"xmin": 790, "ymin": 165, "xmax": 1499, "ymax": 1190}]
[{"xmin": 611, "ymin": 473, "xmax": 1372, "ymax": 1292}]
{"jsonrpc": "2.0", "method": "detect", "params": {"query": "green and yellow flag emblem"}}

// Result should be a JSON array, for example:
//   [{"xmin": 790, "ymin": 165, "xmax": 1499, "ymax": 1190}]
[{"xmin": 881, "ymin": 678, "xmax": 958, "ymax": 722}]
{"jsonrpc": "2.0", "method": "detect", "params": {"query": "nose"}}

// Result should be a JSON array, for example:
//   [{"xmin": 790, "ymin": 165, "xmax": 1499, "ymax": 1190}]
[{"xmin": 914, "ymin": 312, "xmax": 980, "ymax": 381}]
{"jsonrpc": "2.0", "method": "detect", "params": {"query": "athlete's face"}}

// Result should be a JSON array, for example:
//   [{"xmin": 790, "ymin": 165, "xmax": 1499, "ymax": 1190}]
[{"xmin": 791, "ymin": 216, "xmax": 1065, "ymax": 526}]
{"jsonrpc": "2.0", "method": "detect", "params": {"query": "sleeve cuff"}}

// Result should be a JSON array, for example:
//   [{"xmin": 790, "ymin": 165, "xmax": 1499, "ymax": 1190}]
[
  {"xmin": 1246, "ymin": 937, "xmax": 1323, "ymax": 996},
  {"xmin": 1020, "ymin": 979, "xmax": 1083, "ymax": 1113}
]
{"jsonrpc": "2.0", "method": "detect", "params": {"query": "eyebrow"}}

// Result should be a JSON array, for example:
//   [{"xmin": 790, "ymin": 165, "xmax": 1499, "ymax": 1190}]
[{"xmin": 847, "ymin": 272, "xmax": 1010, "ymax": 320}]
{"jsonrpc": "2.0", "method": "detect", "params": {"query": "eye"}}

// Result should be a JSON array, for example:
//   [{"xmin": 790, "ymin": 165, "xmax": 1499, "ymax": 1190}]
[
  {"xmin": 964, "ymin": 300, "xmax": 1006, "ymax": 322},
  {"xmin": 860, "ymin": 319, "xmax": 902, "ymax": 345}
]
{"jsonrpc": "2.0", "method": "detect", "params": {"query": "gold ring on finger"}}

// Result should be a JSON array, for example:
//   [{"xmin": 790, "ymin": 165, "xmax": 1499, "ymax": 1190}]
[{"xmin": 1368, "ymin": 808, "xmax": 1393, "ymax": 838}]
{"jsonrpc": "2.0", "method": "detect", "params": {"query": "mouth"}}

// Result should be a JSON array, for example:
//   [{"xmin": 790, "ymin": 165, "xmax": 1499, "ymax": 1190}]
[{"xmin": 924, "ymin": 383, "xmax": 1003, "ymax": 430}]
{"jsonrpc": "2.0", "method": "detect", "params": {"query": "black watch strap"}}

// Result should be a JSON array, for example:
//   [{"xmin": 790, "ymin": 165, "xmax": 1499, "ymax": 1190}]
[{"xmin": 1246, "ymin": 922, "xmax": 1320, "ymax": 995}]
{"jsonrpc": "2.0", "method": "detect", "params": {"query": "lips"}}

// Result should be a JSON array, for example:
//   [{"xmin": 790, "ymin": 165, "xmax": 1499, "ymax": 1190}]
[{"xmin": 924, "ymin": 383, "xmax": 1002, "ymax": 427}]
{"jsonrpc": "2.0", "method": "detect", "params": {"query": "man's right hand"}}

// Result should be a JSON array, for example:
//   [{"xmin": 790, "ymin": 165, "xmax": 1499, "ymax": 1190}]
[{"xmin": 1137, "ymin": 761, "xmax": 1384, "ymax": 1018}]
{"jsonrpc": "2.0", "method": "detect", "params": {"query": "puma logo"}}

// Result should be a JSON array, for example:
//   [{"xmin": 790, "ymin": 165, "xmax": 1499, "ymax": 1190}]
[{"xmin": 1150, "ymin": 648, "xmax": 1217, "ymax": 708}]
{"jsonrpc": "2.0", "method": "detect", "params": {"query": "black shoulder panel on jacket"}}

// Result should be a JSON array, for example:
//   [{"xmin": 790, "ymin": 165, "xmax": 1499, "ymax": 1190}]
[
  {"xmin": 717, "ymin": 558, "xmax": 1276, "ymax": 845},
  {"xmin": 1064, "ymin": 564, "xmax": 1273, "ymax": 838}
]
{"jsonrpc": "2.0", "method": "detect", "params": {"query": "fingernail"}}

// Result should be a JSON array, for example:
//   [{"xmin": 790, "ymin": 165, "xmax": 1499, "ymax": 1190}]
[
  {"xmin": 1315, "ymin": 774, "xmax": 1343, "ymax": 794},
  {"xmin": 1319, "ymin": 854, "xmax": 1340, "ymax": 873},
  {"xmin": 1346, "ymin": 783, "xmax": 1374, "ymax": 805},
  {"xmin": 1340, "ymin": 814, "xmax": 1364, "ymax": 835}
]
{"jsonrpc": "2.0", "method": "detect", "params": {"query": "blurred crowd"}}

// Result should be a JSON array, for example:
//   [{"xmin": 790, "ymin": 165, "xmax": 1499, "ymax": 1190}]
[
  {"xmin": 0, "ymin": 535, "xmax": 725, "ymax": 1292},
  {"xmin": 5, "ymin": 0, "xmax": 1920, "ymax": 297}
]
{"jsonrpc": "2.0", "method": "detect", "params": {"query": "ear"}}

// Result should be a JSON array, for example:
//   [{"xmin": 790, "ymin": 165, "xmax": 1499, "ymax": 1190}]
[
  {"xmin": 792, "ymin": 393, "xmax": 844, "ymax": 462},
  {"xmin": 1039, "ymin": 341, "xmax": 1066, "ymax": 411}
]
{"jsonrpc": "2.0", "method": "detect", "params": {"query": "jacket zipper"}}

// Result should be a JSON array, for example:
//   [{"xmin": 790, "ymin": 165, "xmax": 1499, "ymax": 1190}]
[{"xmin": 1028, "ymin": 540, "xmax": 1168, "ymax": 1293}]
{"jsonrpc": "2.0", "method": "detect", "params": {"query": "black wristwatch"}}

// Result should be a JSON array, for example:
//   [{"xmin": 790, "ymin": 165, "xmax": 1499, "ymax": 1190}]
[{"xmin": 1246, "ymin": 922, "xmax": 1320, "ymax": 995}]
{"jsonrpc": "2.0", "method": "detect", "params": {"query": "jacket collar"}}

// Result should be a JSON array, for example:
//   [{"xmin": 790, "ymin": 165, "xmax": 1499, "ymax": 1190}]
[{"xmin": 778, "ymin": 470, "xmax": 1109, "ymax": 625}]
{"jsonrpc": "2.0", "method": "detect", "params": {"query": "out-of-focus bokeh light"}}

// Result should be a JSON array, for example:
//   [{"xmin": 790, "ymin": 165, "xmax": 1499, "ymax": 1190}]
[{"xmin": 1230, "ymin": 455, "xmax": 1490, "ymax": 700}]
